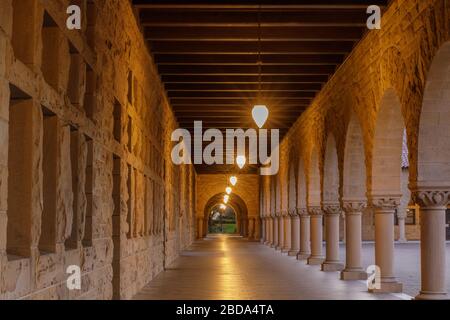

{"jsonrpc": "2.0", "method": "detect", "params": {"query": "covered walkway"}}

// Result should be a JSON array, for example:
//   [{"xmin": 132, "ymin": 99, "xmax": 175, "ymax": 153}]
[{"xmin": 134, "ymin": 235, "xmax": 399, "ymax": 300}]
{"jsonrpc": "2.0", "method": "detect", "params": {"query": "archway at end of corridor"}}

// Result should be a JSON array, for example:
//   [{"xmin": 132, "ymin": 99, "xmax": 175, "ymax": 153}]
[
  {"xmin": 208, "ymin": 204, "xmax": 237, "ymax": 234},
  {"xmin": 203, "ymin": 192, "xmax": 249, "ymax": 237}
]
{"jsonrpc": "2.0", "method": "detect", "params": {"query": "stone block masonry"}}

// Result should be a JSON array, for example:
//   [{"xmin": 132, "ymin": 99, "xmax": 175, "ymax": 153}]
[{"xmin": 0, "ymin": 0, "xmax": 196, "ymax": 300}]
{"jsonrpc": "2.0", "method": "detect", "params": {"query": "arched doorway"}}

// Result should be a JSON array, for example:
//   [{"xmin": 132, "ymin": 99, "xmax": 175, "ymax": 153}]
[
  {"xmin": 202, "ymin": 193, "xmax": 249, "ymax": 237},
  {"xmin": 208, "ymin": 204, "xmax": 237, "ymax": 234}
]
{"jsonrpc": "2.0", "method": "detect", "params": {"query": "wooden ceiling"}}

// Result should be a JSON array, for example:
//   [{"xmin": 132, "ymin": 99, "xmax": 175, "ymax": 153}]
[{"xmin": 132, "ymin": 0, "xmax": 388, "ymax": 174}]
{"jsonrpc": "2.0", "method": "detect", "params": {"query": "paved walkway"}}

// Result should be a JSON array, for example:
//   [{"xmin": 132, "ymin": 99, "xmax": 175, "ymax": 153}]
[{"xmin": 134, "ymin": 235, "xmax": 399, "ymax": 300}]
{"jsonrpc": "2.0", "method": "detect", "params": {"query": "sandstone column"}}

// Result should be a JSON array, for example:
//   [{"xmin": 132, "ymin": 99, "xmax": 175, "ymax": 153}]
[
  {"xmin": 307, "ymin": 207, "xmax": 325, "ymax": 265},
  {"xmin": 276, "ymin": 212, "xmax": 284, "ymax": 250},
  {"xmin": 297, "ymin": 208, "xmax": 311, "ymax": 260},
  {"xmin": 341, "ymin": 201, "xmax": 368, "ymax": 280},
  {"xmin": 260, "ymin": 217, "xmax": 265, "ymax": 243},
  {"xmin": 371, "ymin": 197, "xmax": 403, "ymax": 292},
  {"xmin": 289, "ymin": 209, "xmax": 300, "ymax": 256},
  {"xmin": 321, "ymin": 203, "xmax": 344, "ymax": 271},
  {"xmin": 413, "ymin": 190, "xmax": 448, "ymax": 300},
  {"xmin": 341, "ymin": 212, "xmax": 346, "ymax": 244},
  {"xmin": 272, "ymin": 213, "xmax": 278, "ymax": 248},
  {"xmin": 282, "ymin": 211, "xmax": 291, "ymax": 253},
  {"xmin": 397, "ymin": 208, "xmax": 407, "ymax": 243},
  {"xmin": 248, "ymin": 218, "xmax": 255, "ymax": 240},
  {"xmin": 197, "ymin": 217, "xmax": 204, "ymax": 239}
]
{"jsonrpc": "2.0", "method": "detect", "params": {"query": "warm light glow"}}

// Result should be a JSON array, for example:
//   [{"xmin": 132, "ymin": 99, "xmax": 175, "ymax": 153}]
[
  {"xmin": 230, "ymin": 176, "xmax": 237, "ymax": 186},
  {"xmin": 220, "ymin": 204, "xmax": 226, "ymax": 210},
  {"xmin": 224, "ymin": 195, "xmax": 229, "ymax": 204},
  {"xmin": 252, "ymin": 105, "xmax": 269, "ymax": 128},
  {"xmin": 226, "ymin": 187, "xmax": 232, "ymax": 194},
  {"xmin": 236, "ymin": 155, "xmax": 246, "ymax": 169}
]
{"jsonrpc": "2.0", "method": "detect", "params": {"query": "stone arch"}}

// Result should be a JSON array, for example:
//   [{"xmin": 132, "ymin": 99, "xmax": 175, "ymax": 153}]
[
  {"xmin": 323, "ymin": 134, "xmax": 340, "ymax": 204},
  {"xmin": 308, "ymin": 146, "xmax": 321, "ymax": 207},
  {"xmin": 297, "ymin": 156, "xmax": 307, "ymax": 209},
  {"xmin": 203, "ymin": 192, "xmax": 248, "ymax": 235},
  {"xmin": 371, "ymin": 88, "xmax": 405, "ymax": 198},
  {"xmin": 417, "ymin": 41, "xmax": 450, "ymax": 187},
  {"xmin": 343, "ymin": 113, "xmax": 367, "ymax": 200}
]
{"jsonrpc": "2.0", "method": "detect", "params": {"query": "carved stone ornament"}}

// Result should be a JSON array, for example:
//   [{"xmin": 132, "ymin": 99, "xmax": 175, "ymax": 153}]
[
  {"xmin": 296, "ymin": 207, "xmax": 308, "ymax": 216},
  {"xmin": 412, "ymin": 190, "xmax": 450, "ymax": 208},
  {"xmin": 322, "ymin": 204, "xmax": 341, "ymax": 216},
  {"xmin": 342, "ymin": 201, "xmax": 367, "ymax": 214},
  {"xmin": 308, "ymin": 206, "xmax": 323, "ymax": 216},
  {"xmin": 372, "ymin": 197, "xmax": 401, "ymax": 210},
  {"xmin": 288, "ymin": 208, "xmax": 298, "ymax": 217}
]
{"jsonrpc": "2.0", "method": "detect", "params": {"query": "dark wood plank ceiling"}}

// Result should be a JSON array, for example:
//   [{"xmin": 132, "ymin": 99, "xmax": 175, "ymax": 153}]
[{"xmin": 132, "ymin": 0, "xmax": 388, "ymax": 174}]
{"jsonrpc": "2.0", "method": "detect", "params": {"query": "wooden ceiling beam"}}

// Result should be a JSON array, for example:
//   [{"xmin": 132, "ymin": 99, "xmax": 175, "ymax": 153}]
[
  {"xmin": 165, "ymin": 83, "xmax": 323, "ymax": 91},
  {"xmin": 157, "ymin": 64, "xmax": 337, "ymax": 75},
  {"xmin": 161, "ymin": 74, "xmax": 329, "ymax": 83},
  {"xmin": 149, "ymin": 40, "xmax": 355, "ymax": 54},
  {"xmin": 145, "ymin": 26, "xmax": 364, "ymax": 41},
  {"xmin": 154, "ymin": 53, "xmax": 345, "ymax": 65}
]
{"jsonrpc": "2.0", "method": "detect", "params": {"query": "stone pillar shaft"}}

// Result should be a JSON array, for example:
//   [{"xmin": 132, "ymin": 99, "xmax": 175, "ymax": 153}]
[
  {"xmin": 297, "ymin": 209, "xmax": 310, "ymax": 260},
  {"xmin": 372, "ymin": 197, "xmax": 402, "ymax": 293},
  {"xmin": 321, "ymin": 204, "xmax": 344, "ymax": 271},
  {"xmin": 341, "ymin": 201, "xmax": 367, "ymax": 280},
  {"xmin": 272, "ymin": 215, "xmax": 279, "ymax": 248},
  {"xmin": 282, "ymin": 214, "xmax": 291, "ymax": 253},
  {"xmin": 277, "ymin": 214, "xmax": 284, "ymax": 250},
  {"xmin": 414, "ymin": 189, "xmax": 449, "ymax": 300},
  {"xmin": 308, "ymin": 207, "xmax": 324, "ymax": 265},
  {"xmin": 289, "ymin": 211, "xmax": 300, "ymax": 256}
]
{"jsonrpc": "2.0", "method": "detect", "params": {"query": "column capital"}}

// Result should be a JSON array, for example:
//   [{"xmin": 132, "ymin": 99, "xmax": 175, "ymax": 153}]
[
  {"xmin": 322, "ymin": 203, "xmax": 341, "ymax": 216},
  {"xmin": 308, "ymin": 206, "xmax": 323, "ymax": 216},
  {"xmin": 342, "ymin": 200, "xmax": 367, "ymax": 215},
  {"xmin": 281, "ymin": 210, "xmax": 289, "ymax": 217},
  {"xmin": 371, "ymin": 196, "xmax": 401, "ymax": 210},
  {"xmin": 275, "ymin": 211, "xmax": 282, "ymax": 217},
  {"xmin": 412, "ymin": 189, "xmax": 450, "ymax": 209},
  {"xmin": 296, "ymin": 207, "xmax": 308, "ymax": 216},
  {"xmin": 288, "ymin": 208, "xmax": 298, "ymax": 217},
  {"xmin": 270, "ymin": 212, "xmax": 276, "ymax": 218}
]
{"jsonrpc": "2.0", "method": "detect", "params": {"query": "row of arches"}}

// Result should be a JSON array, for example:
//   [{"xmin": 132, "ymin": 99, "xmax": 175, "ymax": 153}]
[{"xmin": 260, "ymin": 42, "xmax": 450, "ymax": 300}]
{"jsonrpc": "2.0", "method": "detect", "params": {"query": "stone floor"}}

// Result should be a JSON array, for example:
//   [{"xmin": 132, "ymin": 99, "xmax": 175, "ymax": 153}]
[
  {"xmin": 355, "ymin": 241, "xmax": 450, "ymax": 298},
  {"xmin": 134, "ymin": 234, "xmax": 402, "ymax": 300}
]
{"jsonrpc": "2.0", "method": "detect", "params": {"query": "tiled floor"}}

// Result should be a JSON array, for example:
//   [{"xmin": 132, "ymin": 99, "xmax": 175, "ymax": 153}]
[{"xmin": 134, "ymin": 235, "xmax": 400, "ymax": 300}]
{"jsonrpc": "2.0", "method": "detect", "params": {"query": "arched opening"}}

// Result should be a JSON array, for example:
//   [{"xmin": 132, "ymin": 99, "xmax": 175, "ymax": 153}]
[
  {"xmin": 343, "ymin": 113, "xmax": 367, "ymax": 200},
  {"xmin": 308, "ymin": 147, "xmax": 321, "ymax": 208},
  {"xmin": 370, "ymin": 88, "xmax": 407, "ymax": 293},
  {"xmin": 341, "ymin": 112, "xmax": 368, "ymax": 280},
  {"xmin": 323, "ymin": 135, "xmax": 340, "ymax": 204},
  {"xmin": 208, "ymin": 204, "xmax": 237, "ymax": 234},
  {"xmin": 414, "ymin": 41, "xmax": 450, "ymax": 300},
  {"xmin": 203, "ymin": 192, "xmax": 248, "ymax": 237},
  {"xmin": 288, "ymin": 161, "xmax": 297, "ymax": 211}
]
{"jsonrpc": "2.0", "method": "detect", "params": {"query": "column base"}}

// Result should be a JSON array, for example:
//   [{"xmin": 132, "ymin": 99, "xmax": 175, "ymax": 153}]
[
  {"xmin": 275, "ymin": 245, "xmax": 282, "ymax": 251},
  {"xmin": 369, "ymin": 281, "xmax": 403, "ymax": 293},
  {"xmin": 321, "ymin": 262, "xmax": 344, "ymax": 272},
  {"xmin": 397, "ymin": 239, "xmax": 408, "ymax": 244},
  {"xmin": 281, "ymin": 247, "xmax": 290, "ymax": 254},
  {"xmin": 270, "ymin": 244, "xmax": 276, "ymax": 248},
  {"xmin": 307, "ymin": 256, "xmax": 325, "ymax": 265},
  {"xmin": 415, "ymin": 292, "xmax": 449, "ymax": 300},
  {"xmin": 288, "ymin": 250, "xmax": 299, "ymax": 256},
  {"xmin": 340, "ymin": 269, "xmax": 368, "ymax": 280},
  {"xmin": 297, "ymin": 252, "xmax": 310, "ymax": 260}
]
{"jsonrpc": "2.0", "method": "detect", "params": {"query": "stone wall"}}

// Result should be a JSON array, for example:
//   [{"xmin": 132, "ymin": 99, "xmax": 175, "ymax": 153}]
[
  {"xmin": 269, "ymin": 0, "xmax": 450, "ymax": 240},
  {"xmin": 0, "ymin": 0, "xmax": 196, "ymax": 300}
]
